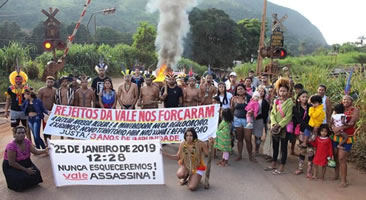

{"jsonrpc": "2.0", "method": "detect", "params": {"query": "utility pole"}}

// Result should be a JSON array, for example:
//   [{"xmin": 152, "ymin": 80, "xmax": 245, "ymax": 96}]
[{"xmin": 256, "ymin": 0, "xmax": 267, "ymax": 75}]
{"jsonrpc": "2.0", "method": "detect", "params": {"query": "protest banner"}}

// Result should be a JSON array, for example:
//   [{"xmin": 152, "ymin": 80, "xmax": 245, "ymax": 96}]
[
  {"xmin": 49, "ymin": 139, "xmax": 164, "ymax": 186},
  {"xmin": 44, "ymin": 104, "xmax": 219, "ymax": 143}
]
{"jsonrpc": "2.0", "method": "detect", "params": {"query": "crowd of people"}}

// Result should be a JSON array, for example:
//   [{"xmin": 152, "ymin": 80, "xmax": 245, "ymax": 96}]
[{"xmin": 2, "ymin": 63, "xmax": 360, "ymax": 191}]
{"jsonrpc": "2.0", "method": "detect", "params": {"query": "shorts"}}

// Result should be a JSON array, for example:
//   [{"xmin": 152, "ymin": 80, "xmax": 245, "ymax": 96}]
[
  {"xmin": 196, "ymin": 170, "xmax": 204, "ymax": 176},
  {"xmin": 233, "ymin": 116, "xmax": 248, "ymax": 128},
  {"xmin": 304, "ymin": 129, "xmax": 311, "ymax": 137},
  {"xmin": 332, "ymin": 141, "xmax": 353, "ymax": 152},
  {"xmin": 10, "ymin": 110, "xmax": 27, "ymax": 120}
]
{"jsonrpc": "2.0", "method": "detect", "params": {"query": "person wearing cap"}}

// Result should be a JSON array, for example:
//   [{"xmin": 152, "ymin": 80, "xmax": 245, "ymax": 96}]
[
  {"xmin": 37, "ymin": 76, "xmax": 56, "ymax": 145},
  {"xmin": 249, "ymin": 70, "xmax": 260, "ymax": 89},
  {"xmin": 226, "ymin": 72, "xmax": 238, "ymax": 95}
]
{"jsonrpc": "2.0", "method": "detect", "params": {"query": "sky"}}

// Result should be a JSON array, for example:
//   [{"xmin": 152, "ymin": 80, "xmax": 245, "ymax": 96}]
[{"xmin": 269, "ymin": 0, "xmax": 366, "ymax": 45}]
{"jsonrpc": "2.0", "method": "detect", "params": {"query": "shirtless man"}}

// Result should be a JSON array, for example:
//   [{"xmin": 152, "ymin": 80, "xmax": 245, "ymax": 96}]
[
  {"xmin": 200, "ymin": 74, "xmax": 217, "ymax": 105},
  {"xmin": 74, "ymin": 77, "xmax": 96, "ymax": 108},
  {"xmin": 117, "ymin": 74, "xmax": 138, "ymax": 109},
  {"xmin": 183, "ymin": 77, "xmax": 201, "ymax": 107},
  {"xmin": 138, "ymin": 74, "xmax": 160, "ymax": 109},
  {"xmin": 37, "ymin": 76, "xmax": 56, "ymax": 144}
]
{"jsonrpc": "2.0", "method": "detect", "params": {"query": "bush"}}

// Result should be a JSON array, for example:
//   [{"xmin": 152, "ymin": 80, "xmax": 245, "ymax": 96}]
[{"xmin": 24, "ymin": 61, "xmax": 40, "ymax": 80}]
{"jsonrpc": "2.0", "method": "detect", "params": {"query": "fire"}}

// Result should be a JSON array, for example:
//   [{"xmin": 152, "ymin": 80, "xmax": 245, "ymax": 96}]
[{"xmin": 154, "ymin": 64, "xmax": 168, "ymax": 82}]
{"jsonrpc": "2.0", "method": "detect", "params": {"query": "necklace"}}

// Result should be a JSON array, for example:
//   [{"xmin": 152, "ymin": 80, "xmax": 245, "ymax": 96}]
[{"xmin": 124, "ymin": 83, "xmax": 131, "ymax": 93}]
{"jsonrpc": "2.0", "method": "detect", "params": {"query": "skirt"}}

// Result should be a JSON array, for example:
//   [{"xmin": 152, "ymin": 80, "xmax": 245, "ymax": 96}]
[
  {"xmin": 253, "ymin": 119, "xmax": 264, "ymax": 138},
  {"xmin": 2, "ymin": 158, "xmax": 43, "ymax": 192}
]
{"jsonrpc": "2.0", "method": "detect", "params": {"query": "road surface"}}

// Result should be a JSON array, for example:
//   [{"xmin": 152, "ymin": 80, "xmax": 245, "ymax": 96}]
[
  {"xmin": 1, "ymin": 121, "xmax": 366, "ymax": 200},
  {"xmin": 1, "ymin": 78, "xmax": 365, "ymax": 200}
]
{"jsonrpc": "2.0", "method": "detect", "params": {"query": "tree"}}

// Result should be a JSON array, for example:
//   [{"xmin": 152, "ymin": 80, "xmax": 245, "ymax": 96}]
[
  {"xmin": 189, "ymin": 8, "xmax": 241, "ymax": 69},
  {"xmin": 237, "ymin": 18, "xmax": 261, "ymax": 62},
  {"xmin": 0, "ymin": 22, "xmax": 28, "ymax": 48},
  {"xmin": 354, "ymin": 54, "xmax": 366, "ymax": 68},
  {"xmin": 95, "ymin": 27, "xmax": 133, "ymax": 46},
  {"xmin": 132, "ymin": 22, "xmax": 157, "ymax": 66}
]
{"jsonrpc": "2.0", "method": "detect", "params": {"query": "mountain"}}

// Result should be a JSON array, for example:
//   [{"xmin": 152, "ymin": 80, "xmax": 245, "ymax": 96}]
[{"xmin": 0, "ymin": 0, "xmax": 327, "ymax": 54}]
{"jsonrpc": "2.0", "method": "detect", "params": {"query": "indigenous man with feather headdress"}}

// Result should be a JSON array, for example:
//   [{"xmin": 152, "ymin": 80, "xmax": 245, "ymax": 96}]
[
  {"xmin": 91, "ymin": 59, "xmax": 110, "ymax": 108},
  {"xmin": 138, "ymin": 74, "xmax": 160, "ymax": 109},
  {"xmin": 160, "ymin": 72, "xmax": 183, "ymax": 108},
  {"xmin": 74, "ymin": 75, "xmax": 96, "ymax": 108},
  {"xmin": 4, "ymin": 61, "xmax": 29, "ymax": 129},
  {"xmin": 118, "ymin": 67, "xmax": 138, "ymax": 109}
]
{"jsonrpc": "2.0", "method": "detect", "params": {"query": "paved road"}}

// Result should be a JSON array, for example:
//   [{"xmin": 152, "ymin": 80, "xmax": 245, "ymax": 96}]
[{"xmin": 1, "ymin": 121, "xmax": 366, "ymax": 200}]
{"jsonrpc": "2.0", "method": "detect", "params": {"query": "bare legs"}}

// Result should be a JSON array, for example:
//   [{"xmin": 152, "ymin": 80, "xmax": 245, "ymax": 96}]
[
  {"xmin": 235, "ymin": 127, "xmax": 244, "ymax": 161},
  {"xmin": 334, "ymin": 147, "xmax": 349, "ymax": 187},
  {"xmin": 176, "ymin": 165, "xmax": 202, "ymax": 191}
]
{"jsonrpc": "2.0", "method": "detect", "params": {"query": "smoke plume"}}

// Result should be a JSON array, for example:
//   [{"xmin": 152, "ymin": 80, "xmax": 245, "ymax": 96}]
[{"xmin": 147, "ymin": 0, "xmax": 197, "ymax": 70}]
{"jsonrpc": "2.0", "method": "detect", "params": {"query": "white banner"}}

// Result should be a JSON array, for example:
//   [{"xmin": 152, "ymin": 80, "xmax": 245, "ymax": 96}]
[
  {"xmin": 49, "ymin": 140, "xmax": 164, "ymax": 186},
  {"xmin": 44, "ymin": 104, "xmax": 220, "ymax": 143}
]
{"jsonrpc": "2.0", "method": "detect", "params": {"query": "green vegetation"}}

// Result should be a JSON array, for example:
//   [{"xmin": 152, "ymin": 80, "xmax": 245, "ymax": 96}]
[
  {"xmin": 234, "ymin": 46, "xmax": 366, "ymax": 170},
  {"xmin": 2, "ymin": 0, "xmax": 326, "ymax": 56}
]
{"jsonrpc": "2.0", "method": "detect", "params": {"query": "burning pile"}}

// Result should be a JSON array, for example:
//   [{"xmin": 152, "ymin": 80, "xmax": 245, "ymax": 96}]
[{"xmin": 147, "ymin": 0, "xmax": 197, "ymax": 81}]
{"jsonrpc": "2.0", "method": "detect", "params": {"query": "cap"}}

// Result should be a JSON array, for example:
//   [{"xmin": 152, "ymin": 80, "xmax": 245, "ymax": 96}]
[
  {"xmin": 229, "ymin": 72, "xmax": 237, "ymax": 77},
  {"xmin": 46, "ymin": 76, "xmax": 55, "ymax": 81}
]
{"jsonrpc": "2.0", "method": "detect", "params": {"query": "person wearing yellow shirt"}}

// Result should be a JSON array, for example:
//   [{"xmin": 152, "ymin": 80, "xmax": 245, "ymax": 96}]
[{"xmin": 305, "ymin": 95, "xmax": 326, "ymax": 146}]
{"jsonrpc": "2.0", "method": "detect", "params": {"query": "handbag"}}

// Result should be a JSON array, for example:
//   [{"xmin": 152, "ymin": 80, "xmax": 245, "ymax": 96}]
[
  {"xmin": 294, "ymin": 109, "xmax": 307, "ymax": 136},
  {"xmin": 276, "ymin": 99, "xmax": 293, "ymax": 133}
]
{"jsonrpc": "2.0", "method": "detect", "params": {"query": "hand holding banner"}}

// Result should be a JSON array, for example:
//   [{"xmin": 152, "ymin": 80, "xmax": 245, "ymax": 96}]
[
  {"xmin": 44, "ymin": 104, "xmax": 220, "ymax": 143},
  {"xmin": 49, "ymin": 140, "xmax": 164, "ymax": 186}
]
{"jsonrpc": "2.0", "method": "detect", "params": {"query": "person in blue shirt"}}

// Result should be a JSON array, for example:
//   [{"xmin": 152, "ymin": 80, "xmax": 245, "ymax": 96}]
[{"xmin": 21, "ymin": 89, "xmax": 49, "ymax": 149}]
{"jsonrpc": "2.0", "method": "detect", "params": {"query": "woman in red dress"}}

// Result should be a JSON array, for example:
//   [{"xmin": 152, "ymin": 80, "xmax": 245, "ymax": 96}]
[{"xmin": 310, "ymin": 124, "xmax": 333, "ymax": 180}]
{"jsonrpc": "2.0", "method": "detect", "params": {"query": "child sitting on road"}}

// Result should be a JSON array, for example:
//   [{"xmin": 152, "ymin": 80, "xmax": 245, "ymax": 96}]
[
  {"xmin": 245, "ymin": 91, "xmax": 260, "ymax": 129},
  {"xmin": 331, "ymin": 104, "xmax": 349, "ymax": 150}
]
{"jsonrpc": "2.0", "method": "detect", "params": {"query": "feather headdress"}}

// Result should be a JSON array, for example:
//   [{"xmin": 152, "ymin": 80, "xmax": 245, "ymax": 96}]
[
  {"xmin": 121, "ymin": 64, "xmax": 132, "ymax": 76},
  {"xmin": 165, "ymin": 71, "xmax": 177, "ymax": 80},
  {"xmin": 9, "ymin": 58, "xmax": 28, "ymax": 85},
  {"xmin": 144, "ymin": 73, "xmax": 156, "ymax": 80},
  {"xmin": 95, "ymin": 57, "xmax": 108, "ymax": 73},
  {"xmin": 77, "ymin": 75, "xmax": 92, "ymax": 84}
]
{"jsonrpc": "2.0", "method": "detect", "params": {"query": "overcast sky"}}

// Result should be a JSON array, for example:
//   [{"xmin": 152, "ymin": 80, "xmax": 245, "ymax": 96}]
[{"xmin": 269, "ymin": 0, "xmax": 366, "ymax": 45}]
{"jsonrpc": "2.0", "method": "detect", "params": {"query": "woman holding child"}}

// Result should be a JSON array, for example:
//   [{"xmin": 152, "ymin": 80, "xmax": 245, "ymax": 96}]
[{"xmin": 331, "ymin": 95, "xmax": 359, "ymax": 187}]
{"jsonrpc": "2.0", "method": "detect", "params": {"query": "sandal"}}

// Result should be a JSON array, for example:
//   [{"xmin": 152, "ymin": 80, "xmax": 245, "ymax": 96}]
[
  {"xmin": 272, "ymin": 169, "xmax": 285, "ymax": 175},
  {"xmin": 249, "ymin": 156, "xmax": 258, "ymax": 163},
  {"xmin": 178, "ymin": 179, "xmax": 188, "ymax": 185},
  {"xmin": 264, "ymin": 166, "xmax": 276, "ymax": 171},
  {"xmin": 295, "ymin": 169, "xmax": 303, "ymax": 175}
]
